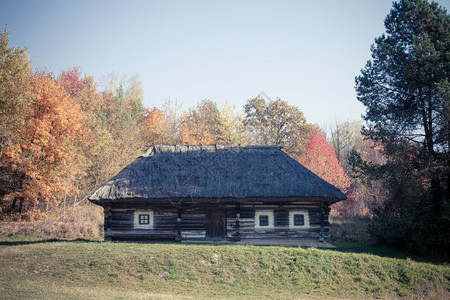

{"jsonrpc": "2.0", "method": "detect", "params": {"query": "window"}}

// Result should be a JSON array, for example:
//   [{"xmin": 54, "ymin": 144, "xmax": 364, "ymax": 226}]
[
  {"xmin": 134, "ymin": 210, "xmax": 154, "ymax": 229},
  {"xmin": 255, "ymin": 210, "xmax": 274, "ymax": 229},
  {"xmin": 259, "ymin": 215, "xmax": 269, "ymax": 226},
  {"xmin": 293, "ymin": 214, "xmax": 304, "ymax": 226},
  {"xmin": 289, "ymin": 210, "xmax": 310, "ymax": 229},
  {"xmin": 139, "ymin": 214, "xmax": 150, "ymax": 225}
]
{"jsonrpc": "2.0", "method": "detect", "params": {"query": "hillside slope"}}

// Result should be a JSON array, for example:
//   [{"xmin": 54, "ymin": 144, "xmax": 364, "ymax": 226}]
[{"xmin": 0, "ymin": 238, "xmax": 448, "ymax": 299}]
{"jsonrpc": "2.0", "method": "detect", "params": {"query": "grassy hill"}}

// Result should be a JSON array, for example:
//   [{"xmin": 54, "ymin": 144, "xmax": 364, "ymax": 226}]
[{"xmin": 0, "ymin": 236, "xmax": 448, "ymax": 299}]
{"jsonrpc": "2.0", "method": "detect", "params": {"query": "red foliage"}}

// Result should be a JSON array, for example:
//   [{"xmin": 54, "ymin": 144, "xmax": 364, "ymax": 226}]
[
  {"xmin": 59, "ymin": 66, "xmax": 84, "ymax": 94},
  {"xmin": 296, "ymin": 130, "xmax": 350, "ymax": 193}
]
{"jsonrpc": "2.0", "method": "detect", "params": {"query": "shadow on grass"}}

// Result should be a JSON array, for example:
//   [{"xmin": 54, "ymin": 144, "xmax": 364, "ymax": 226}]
[
  {"xmin": 0, "ymin": 237, "xmax": 102, "ymax": 246},
  {"xmin": 325, "ymin": 237, "xmax": 446, "ymax": 264}
]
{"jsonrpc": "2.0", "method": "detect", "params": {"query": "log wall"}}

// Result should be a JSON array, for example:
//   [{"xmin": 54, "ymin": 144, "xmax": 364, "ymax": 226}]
[
  {"xmin": 225, "ymin": 203, "xmax": 322, "ymax": 240},
  {"xmin": 104, "ymin": 201, "xmax": 326, "ymax": 241}
]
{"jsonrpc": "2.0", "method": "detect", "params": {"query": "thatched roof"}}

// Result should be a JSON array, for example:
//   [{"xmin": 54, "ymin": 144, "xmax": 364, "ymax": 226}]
[{"xmin": 89, "ymin": 145, "xmax": 346, "ymax": 203}]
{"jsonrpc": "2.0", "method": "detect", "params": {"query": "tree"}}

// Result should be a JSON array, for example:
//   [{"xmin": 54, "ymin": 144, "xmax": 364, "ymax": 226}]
[
  {"xmin": 142, "ymin": 107, "xmax": 168, "ymax": 145},
  {"xmin": 244, "ymin": 97, "xmax": 314, "ymax": 157},
  {"xmin": 325, "ymin": 120, "xmax": 365, "ymax": 172},
  {"xmin": 355, "ymin": 0, "xmax": 450, "ymax": 257},
  {"xmin": 58, "ymin": 67, "xmax": 119, "ymax": 205},
  {"xmin": 297, "ymin": 130, "xmax": 350, "ymax": 193},
  {"xmin": 0, "ymin": 29, "xmax": 33, "ymax": 211},
  {"xmin": 0, "ymin": 29, "xmax": 33, "ymax": 155},
  {"xmin": 3, "ymin": 73, "xmax": 85, "ymax": 219},
  {"xmin": 180, "ymin": 99, "xmax": 219, "ymax": 145},
  {"xmin": 324, "ymin": 119, "xmax": 388, "ymax": 217},
  {"xmin": 297, "ymin": 131, "xmax": 352, "ymax": 217},
  {"xmin": 148, "ymin": 99, "xmax": 183, "ymax": 144},
  {"xmin": 216, "ymin": 101, "xmax": 248, "ymax": 145},
  {"xmin": 100, "ymin": 72, "xmax": 148, "ymax": 173},
  {"xmin": 356, "ymin": 0, "xmax": 449, "ymax": 157}
]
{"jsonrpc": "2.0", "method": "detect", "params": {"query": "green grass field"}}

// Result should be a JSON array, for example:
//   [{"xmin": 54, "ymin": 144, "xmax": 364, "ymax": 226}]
[{"xmin": 0, "ymin": 236, "xmax": 448, "ymax": 299}]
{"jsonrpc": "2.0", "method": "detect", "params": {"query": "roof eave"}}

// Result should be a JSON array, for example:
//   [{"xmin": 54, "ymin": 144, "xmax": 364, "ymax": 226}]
[{"xmin": 89, "ymin": 195, "xmax": 346, "ymax": 205}]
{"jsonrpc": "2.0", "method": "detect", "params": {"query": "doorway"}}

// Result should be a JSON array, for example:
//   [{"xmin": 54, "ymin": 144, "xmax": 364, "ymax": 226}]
[{"xmin": 206, "ymin": 208, "xmax": 227, "ymax": 239}]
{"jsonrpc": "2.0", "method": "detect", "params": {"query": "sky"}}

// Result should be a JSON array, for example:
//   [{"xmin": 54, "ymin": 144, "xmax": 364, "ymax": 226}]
[{"xmin": 1, "ymin": 0, "xmax": 449, "ymax": 126}]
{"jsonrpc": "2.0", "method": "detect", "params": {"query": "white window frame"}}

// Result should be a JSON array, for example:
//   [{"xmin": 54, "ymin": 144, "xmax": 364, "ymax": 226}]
[
  {"xmin": 134, "ymin": 210, "xmax": 154, "ymax": 229},
  {"xmin": 289, "ymin": 210, "xmax": 310, "ymax": 229},
  {"xmin": 255, "ymin": 210, "xmax": 274, "ymax": 229}
]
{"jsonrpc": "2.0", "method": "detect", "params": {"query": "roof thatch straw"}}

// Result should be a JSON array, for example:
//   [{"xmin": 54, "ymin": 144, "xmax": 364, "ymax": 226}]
[{"xmin": 89, "ymin": 145, "xmax": 346, "ymax": 203}]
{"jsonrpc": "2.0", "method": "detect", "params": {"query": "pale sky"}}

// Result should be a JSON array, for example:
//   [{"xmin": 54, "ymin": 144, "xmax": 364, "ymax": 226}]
[{"xmin": 1, "ymin": 0, "xmax": 449, "ymax": 125}]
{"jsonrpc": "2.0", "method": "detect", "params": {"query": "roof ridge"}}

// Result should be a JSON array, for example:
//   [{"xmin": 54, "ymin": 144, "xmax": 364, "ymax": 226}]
[{"xmin": 140, "ymin": 144, "xmax": 282, "ymax": 157}]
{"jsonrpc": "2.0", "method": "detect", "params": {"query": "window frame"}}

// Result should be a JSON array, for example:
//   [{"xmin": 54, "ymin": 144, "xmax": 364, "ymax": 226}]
[
  {"xmin": 255, "ymin": 210, "xmax": 274, "ymax": 229},
  {"xmin": 134, "ymin": 210, "xmax": 154, "ymax": 229},
  {"xmin": 289, "ymin": 210, "xmax": 310, "ymax": 229}
]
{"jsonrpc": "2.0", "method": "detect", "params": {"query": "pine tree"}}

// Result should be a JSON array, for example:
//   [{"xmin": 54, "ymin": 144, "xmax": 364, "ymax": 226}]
[{"xmin": 355, "ymin": 0, "xmax": 450, "ymax": 257}]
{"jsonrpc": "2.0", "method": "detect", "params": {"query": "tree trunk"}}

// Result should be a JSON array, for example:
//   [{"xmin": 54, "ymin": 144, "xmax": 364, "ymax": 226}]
[
  {"xmin": 419, "ymin": 91, "xmax": 434, "ymax": 157},
  {"xmin": 18, "ymin": 197, "xmax": 24, "ymax": 221},
  {"xmin": 10, "ymin": 198, "xmax": 17, "ymax": 214}
]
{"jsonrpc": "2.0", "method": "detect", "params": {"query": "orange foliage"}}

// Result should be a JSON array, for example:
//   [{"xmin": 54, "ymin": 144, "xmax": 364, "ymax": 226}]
[
  {"xmin": 142, "ymin": 107, "xmax": 166, "ymax": 144},
  {"xmin": 297, "ymin": 130, "xmax": 350, "ymax": 193},
  {"xmin": 179, "ymin": 100, "xmax": 218, "ymax": 145},
  {"xmin": 179, "ymin": 110, "xmax": 216, "ymax": 145},
  {"xmin": 5, "ymin": 73, "xmax": 85, "ymax": 215},
  {"xmin": 180, "ymin": 123, "xmax": 215, "ymax": 145}
]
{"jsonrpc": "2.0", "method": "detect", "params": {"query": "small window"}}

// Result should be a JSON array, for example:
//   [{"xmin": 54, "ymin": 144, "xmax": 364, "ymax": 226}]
[
  {"xmin": 255, "ymin": 210, "xmax": 274, "ymax": 229},
  {"xmin": 293, "ymin": 214, "xmax": 304, "ymax": 226},
  {"xmin": 134, "ymin": 210, "xmax": 154, "ymax": 229},
  {"xmin": 289, "ymin": 210, "xmax": 310, "ymax": 229},
  {"xmin": 139, "ymin": 214, "xmax": 150, "ymax": 225},
  {"xmin": 259, "ymin": 215, "xmax": 269, "ymax": 226}
]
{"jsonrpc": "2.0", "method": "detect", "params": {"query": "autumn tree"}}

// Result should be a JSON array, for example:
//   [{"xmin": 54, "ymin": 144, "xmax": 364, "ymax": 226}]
[
  {"xmin": 244, "ymin": 97, "xmax": 314, "ymax": 157},
  {"xmin": 3, "ymin": 73, "xmax": 85, "ymax": 219},
  {"xmin": 142, "ymin": 107, "xmax": 168, "ymax": 145},
  {"xmin": 180, "ymin": 99, "xmax": 219, "ymax": 145},
  {"xmin": 216, "ymin": 101, "xmax": 248, "ymax": 145},
  {"xmin": 0, "ymin": 30, "xmax": 34, "ymax": 212},
  {"xmin": 0, "ymin": 29, "xmax": 33, "ymax": 154},
  {"xmin": 355, "ymin": 0, "xmax": 450, "ymax": 257},
  {"xmin": 297, "ymin": 130, "xmax": 350, "ymax": 193},
  {"xmin": 58, "ymin": 67, "xmax": 119, "ymax": 205},
  {"xmin": 297, "ymin": 131, "xmax": 353, "ymax": 217},
  {"xmin": 100, "ymin": 73, "xmax": 147, "ymax": 170}
]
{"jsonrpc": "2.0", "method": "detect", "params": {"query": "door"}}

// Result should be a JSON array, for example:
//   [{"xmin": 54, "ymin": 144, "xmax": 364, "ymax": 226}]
[{"xmin": 206, "ymin": 208, "xmax": 227, "ymax": 239}]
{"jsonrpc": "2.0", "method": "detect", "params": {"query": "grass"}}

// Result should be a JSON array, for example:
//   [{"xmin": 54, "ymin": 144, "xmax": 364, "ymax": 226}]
[
  {"xmin": 0, "ymin": 203, "xmax": 104, "ymax": 240},
  {"xmin": 0, "ymin": 236, "xmax": 449, "ymax": 299}
]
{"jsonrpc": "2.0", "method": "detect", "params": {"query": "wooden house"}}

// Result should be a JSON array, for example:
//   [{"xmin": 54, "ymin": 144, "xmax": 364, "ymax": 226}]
[{"xmin": 88, "ymin": 145, "xmax": 346, "ymax": 242}]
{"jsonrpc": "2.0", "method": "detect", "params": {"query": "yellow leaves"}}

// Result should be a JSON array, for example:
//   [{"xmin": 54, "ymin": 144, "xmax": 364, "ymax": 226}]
[{"xmin": 216, "ymin": 101, "xmax": 248, "ymax": 146}]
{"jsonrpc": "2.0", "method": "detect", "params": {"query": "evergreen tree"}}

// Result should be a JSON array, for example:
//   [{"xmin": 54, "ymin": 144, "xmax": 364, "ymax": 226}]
[
  {"xmin": 355, "ymin": 0, "xmax": 450, "ymax": 258},
  {"xmin": 356, "ymin": 0, "xmax": 450, "ymax": 156}
]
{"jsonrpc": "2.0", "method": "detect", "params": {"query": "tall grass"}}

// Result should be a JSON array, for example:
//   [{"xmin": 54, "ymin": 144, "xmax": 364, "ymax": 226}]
[{"xmin": 0, "ymin": 202, "xmax": 103, "ymax": 239}]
